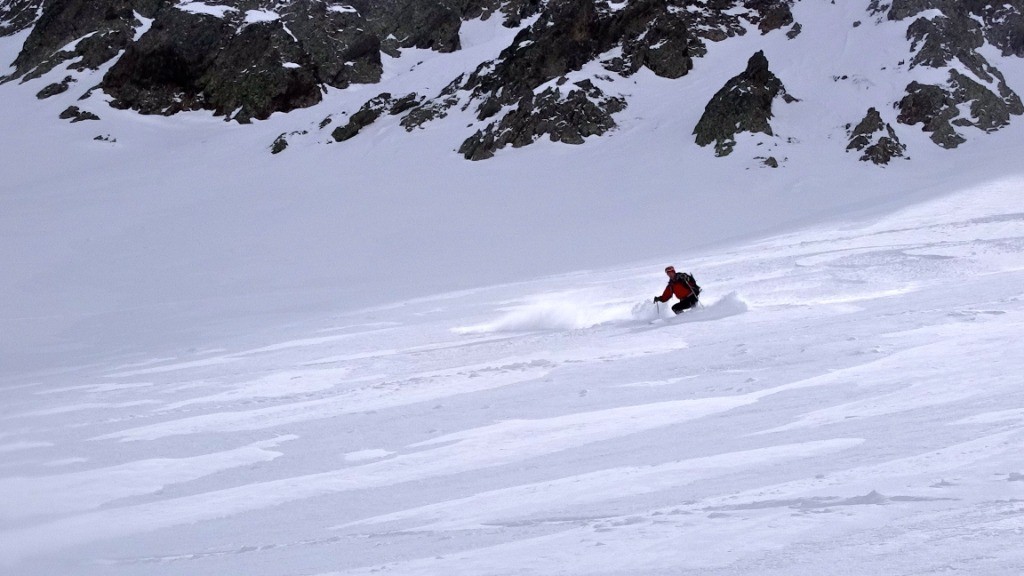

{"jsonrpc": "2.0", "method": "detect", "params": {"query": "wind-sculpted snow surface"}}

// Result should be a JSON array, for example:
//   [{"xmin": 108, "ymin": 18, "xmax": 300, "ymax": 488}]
[{"xmin": 2, "ymin": 178, "xmax": 1024, "ymax": 575}]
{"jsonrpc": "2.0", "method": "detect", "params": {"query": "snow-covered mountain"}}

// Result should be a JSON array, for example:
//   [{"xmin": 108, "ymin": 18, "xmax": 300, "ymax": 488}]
[
  {"xmin": 2, "ymin": 1, "xmax": 1024, "ymax": 574},
  {"xmin": 3, "ymin": 0, "xmax": 1024, "ymax": 159}
]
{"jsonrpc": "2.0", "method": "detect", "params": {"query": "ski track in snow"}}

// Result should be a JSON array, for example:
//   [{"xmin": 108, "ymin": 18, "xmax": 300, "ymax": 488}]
[{"xmin": 1, "ymin": 176, "xmax": 1023, "ymax": 575}]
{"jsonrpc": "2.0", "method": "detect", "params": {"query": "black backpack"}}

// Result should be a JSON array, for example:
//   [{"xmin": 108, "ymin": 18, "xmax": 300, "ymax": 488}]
[{"xmin": 674, "ymin": 272, "xmax": 701, "ymax": 297}]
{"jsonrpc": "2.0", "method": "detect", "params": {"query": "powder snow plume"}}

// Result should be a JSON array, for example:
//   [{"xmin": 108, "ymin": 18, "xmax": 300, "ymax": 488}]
[{"xmin": 454, "ymin": 292, "xmax": 749, "ymax": 333}]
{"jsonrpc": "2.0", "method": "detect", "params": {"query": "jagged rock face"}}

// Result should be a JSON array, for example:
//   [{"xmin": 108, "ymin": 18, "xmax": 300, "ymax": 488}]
[
  {"xmin": 344, "ymin": 0, "xmax": 523, "ymax": 56},
  {"xmin": 101, "ymin": 2, "xmax": 381, "ymax": 122},
  {"xmin": 59, "ymin": 105, "xmax": 100, "ymax": 122},
  {"xmin": 0, "ymin": 0, "xmax": 44, "ymax": 36},
  {"xmin": 871, "ymin": 0, "xmax": 1024, "ymax": 148},
  {"xmin": 426, "ymin": 0, "xmax": 794, "ymax": 159},
  {"xmin": 36, "ymin": 75, "xmax": 76, "ymax": 99},
  {"xmin": 460, "ymin": 0, "xmax": 793, "ymax": 122},
  {"xmin": 898, "ymin": 70, "xmax": 1024, "ymax": 147},
  {"xmin": 331, "ymin": 92, "xmax": 423, "ymax": 142},
  {"xmin": 4, "ymin": 0, "xmax": 1024, "ymax": 162},
  {"xmin": 847, "ymin": 107, "xmax": 907, "ymax": 164},
  {"xmin": 458, "ymin": 79, "xmax": 626, "ymax": 160},
  {"xmin": 693, "ymin": 50, "xmax": 791, "ymax": 157},
  {"xmin": 8, "ymin": 0, "xmax": 161, "ymax": 81},
  {"xmin": 879, "ymin": 0, "xmax": 1024, "ymax": 57}
]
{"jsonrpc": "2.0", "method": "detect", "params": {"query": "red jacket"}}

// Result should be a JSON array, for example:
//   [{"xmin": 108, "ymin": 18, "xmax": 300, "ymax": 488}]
[{"xmin": 656, "ymin": 274, "xmax": 694, "ymax": 302}]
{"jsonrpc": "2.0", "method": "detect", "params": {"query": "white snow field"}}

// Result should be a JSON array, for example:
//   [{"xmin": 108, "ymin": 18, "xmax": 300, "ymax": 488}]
[
  {"xmin": 3, "ymin": 1, "xmax": 1024, "ymax": 574},
  {"xmin": 2, "ymin": 173, "xmax": 1023, "ymax": 576}
]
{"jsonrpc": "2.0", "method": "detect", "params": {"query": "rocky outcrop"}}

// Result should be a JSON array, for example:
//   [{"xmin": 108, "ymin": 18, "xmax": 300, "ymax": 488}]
[
  {"xmin": 875, "ymin": 0, "xmax": 1024, "ymax": 57},
  {"xmin": 0, "ymin": 0, "xmax": 45, "ymax": 36},
  {"xmin": 847, "ymin": 107, "xmax": 907, "ymax": 164},
  {"xmin": 460, "ymin": 0, "xmax": 793, "ymax": 123},
  {"xmin": 331, "ymin": 92, "xmax": 422, "ymax": 142},
  {"xmin": 59, "ymin": 105, "xmax": 100, "ymax": 122},
  {"xmin": 8, "ymin": 0, "xmax": 1024, "ymax": 163},
  {"xmin": 7, "ymin": 0, "xmax": 160, "ymax": 81},
  {"xmin": 343, "ymin": 0, "xmax": 524, "ymax": 56},
  {"xmin": 102, "ymin": 3, "xmax": 382, "ymax": 122},
  {"xmin": 897, "ymin": 70, "xmax": 1024, "ymax": 148},
  {"xmin": 693, "ymin": 50, "xmax": 793, "ymax": 157},
  {"xmin": 370, "ymin": 0, "xmax": 796, "ymax": 157},
  {"xmin": 458, "ymin": 79, "xmax": 626, "ymax": 160},
  {"xmin": 871, "ymin": 0, "xmax": 1024, "ymax": 148},
  {"xmin": 36, "ymin": 75, "xmax": 76, "ymax": 99}
]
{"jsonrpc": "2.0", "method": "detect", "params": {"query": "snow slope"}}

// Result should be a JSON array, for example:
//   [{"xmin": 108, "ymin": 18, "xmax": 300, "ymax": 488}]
[
  {"xmin": 1, "ymin": 173, "xmax": 1022, "ymax": 575},
  {"xmin": 2, "ymin": 1, "xmax": 1024, "ymax": 573},
  {"xmin": 4, "ymin": 2, "xmax": 1024, "ymax": 375}
]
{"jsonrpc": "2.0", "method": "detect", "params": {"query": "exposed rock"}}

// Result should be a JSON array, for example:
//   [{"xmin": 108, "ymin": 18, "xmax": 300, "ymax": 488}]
[
  {"xmin": 271, "ymin": 134, "xmax": 289, "ymax": 154},
  {"xmin": 389, "ymin": 93, "xmax": 423, "ymax": 116},
  {"xmin": 102, "ymin": 2, "xmax": 382, "ymax": 122},
  {"xmin": 6, "ymin": 0, "xmax": 1023, "ymax": 161},
  {"xmin": 748, "ymin": 0, "xmax": 795, "ymax": 35},
  {"xmin": 346, "ymin": 0, "xmax": 462, "ymax": 55},
  {"xmin": 847, "ymin": 107, "xmax": 907, "ymax": 164},
  {"xmin": 0, "ymin": 0, "xmax": 44, "ymax": 37},
  {"xmin": 102, "ymin": 9, "xmax": 232, "ymax": 117},
  {"xmin": 401, "ymin": 76, "xmax": 463, "ymax": 131},
  {"xmin": 331, "ymin": 92, "xmax": 421, "ymax": 142},
  {"xmin": 332, "ymin": 93, "xmax": 393, "ymax": 142},
  {"xmin": 876, "ymin": 0, "xmax": 1024, "ymax": 57},
  {"xmin": 975, "ymin": 2, "xmax": 1024, "ymax": 57},
  {"xmin": 898, "ymin": 70, "xmax": 1024, "ymax": 148},
  {"xmin": 459, "ymin": 0, "xmax": 782, "ymax": 122},
  {"xmin": 59, "ymin": 105, "xmax": 100, "ymax": 122},
  {"xmin": 458, "ymin": 80, "xmax": 626, "ymax": 160},
  {"xmin": 897, "ymin": 81, "xmax": 964, "ymax": 148},
  {"xmin": 868, "ymin": 1, "xmax": 1024, "ymax": 148},
  {"xmin": 36, "ymin": 75, "xmax": 75, "ymax": 99},
  {"xmin": 693, "ymin": 50, "xmax": 792, "ymax": 157},
  {"xmin": 8, "ymin": 0, "xmax": 160, "ymax": 81}
]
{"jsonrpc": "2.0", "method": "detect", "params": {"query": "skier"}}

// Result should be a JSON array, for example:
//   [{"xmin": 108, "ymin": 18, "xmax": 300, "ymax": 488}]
[{"xmin": 653, "ymin": 265, "xmax": 700, "ymax": 314}]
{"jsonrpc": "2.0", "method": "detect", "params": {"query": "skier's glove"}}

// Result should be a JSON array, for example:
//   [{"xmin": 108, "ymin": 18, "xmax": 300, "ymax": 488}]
[{"xmin": 652, "ymin": 297, "xmax": 659, "ymax": 303}]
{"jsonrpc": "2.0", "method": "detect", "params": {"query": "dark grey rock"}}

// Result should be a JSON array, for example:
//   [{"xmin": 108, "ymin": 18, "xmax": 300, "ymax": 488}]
[
  {"xmin": 847, "ymin": 107, "xmax": 906, "ymax": 164},
  {"xmin": 898, "ymin": 69, "xmax": 1023, "ymax": 148},
  {"xmin": 0, "ymin": 0, "xmax": 45, "ymax": 37},
  {"xmin": 693, "ymin": 50, "xmax": 791, "ymax": 157},
  {"xmin": 876, "ymin": 0, "xmax": 1024, "ymax": 59},
  {"xmin": 748, "ymin": 0, "xmax": 794, "ymax": 35},
  {"xmin": 458, "ymin": 80, "xmax": 626, "ymax": 160},
  {"xmin": 59, "ymin": 105, "xmax": 99, "ymax": 122},
  {"xmin": 102, "ymin": 9, "xmax": 231, "ymax": 117},
  {"xmin": 331, "ymin": 92, "xmax": 421, "ymax": 142},
  {"xmin": 8, "ymin": 0, "xmax": 160, "ymax": 81},
  {"xmin": 271, "ymin": 134, "xmax": 288, "ymax": 154},
  {"xmin": 36, "ymin": 75, "xmax": 75, "ymax": 99},
  {"xmin": 346, "ymin": 0, "xmax": 462, "ymax": 55},
  {"xmin": 400, "ymin": 76, "xmax": 463, "ymax": 131},
  {"xmin": 461, "ymin": 0, "xmax": 756, "ymax": 122},
  {"xmin": 897, "ymin": 81, "xmax": 964, "ymax": 148},
  {"xmin": 101, "ymin": 2, "xmax": 381, "ymax": 122},
  {"xmin": 869, "ymin": 1, "xmax": 1024, "ymax": 148}
]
